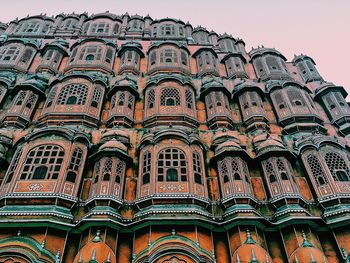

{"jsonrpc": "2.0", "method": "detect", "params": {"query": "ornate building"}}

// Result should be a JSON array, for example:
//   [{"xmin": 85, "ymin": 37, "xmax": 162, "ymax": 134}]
[{"xmin": 0, "ymin": 12, "xmax": 349, "ymax": 263}]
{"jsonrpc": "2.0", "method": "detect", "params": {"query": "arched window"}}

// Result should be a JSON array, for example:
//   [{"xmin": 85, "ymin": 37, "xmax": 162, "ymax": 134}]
[
  {"xmin": 15, "ymin": 91, "xmax": 26, "ymax": 106},
  {"xmin": 20, "ymin": 49, "xmax": 34, "ymax": 64},
  {"xmin": 90, "ymin": 22, "xmax": 110, "ymax": 34},
  {"xmin": 147, "ymin": 89, "xmax": 155, "ymax": 109},
  {"xmin": 185, "ymin": 90, "xmax": 194, "ymax": 109},
  {"xmin": 266, "ymin": 56, "xmax": 282, "ymax": 71},
  {"xmin": 160, "ymin": 49, "xmax": 178, "ymax": 63},
  {"xmin": 66, "ymin": 147, "xmax": 83, "ymax": 183},
  {"xmin": 193, "ymin": 152, "xmax": 203, "ymax": 184},
  {"xmin": 57, "ymin": 84, "xmax": 88, "ymax": 105},
  {"xmin": 142, "ymin": 151, "xmax": 151, "ymax": 185},
  {"xmin": 79, "ymin": 46, "xmax": 102, "ymax": 62},
  {"xmin": 119, "ymin": 92, "xmax": 126, "ymax": 106},
  {"xmin": 20, "ymin": 145, "xmax": 65, "ymax": 180},
  {"xmin": 160, "ymin": 24, "xmax": 175, "ymax": 36},
  {"xmin": 0, "ymin": 45, "xmax": 21, "ymax": 63},
  {"xmin": 5, "ymin": 148, "xmax": 23, "ymax": 184},
  {"xmin": 160, "ymin": 88, "xmax": 180, "ymax": 106},
  {"xmin": 157, "ymin": 148, "xmax": 187, "ymax": 182},
  {"xmin": 103, "ymin": 158, "xmax": 113, "ymax": 181},
  {"xmin": 91, "ymin": 86, "xmax": 102, "ymax": 108},
  {"xmin": 324, "ymin": 151, "xmax": 350, "ymax": 182}
]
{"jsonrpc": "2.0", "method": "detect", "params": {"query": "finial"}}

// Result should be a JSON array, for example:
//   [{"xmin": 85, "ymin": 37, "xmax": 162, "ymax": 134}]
[
  {"xmin": 92, "ymin": 229, "xmax": 102, "ymax": 242},
  {"xmin": 41, "ymin": 239, "xmax": 46, "ymax": 248},
  {"xmin": 91, "ymin": 249, "xmax": 96, "ymax": 260},
  {"xmin": 245, "ymin": 229, "xmax": 256, "ymax": 244},
  {"xmin": 251, "ymin": 249, "xmax": 257, "ymax": 261},
  {"xmin": 17, "ymin": 230, "xmax": 21, "ymax": 236},
  {"xmin": 301, "ymin": 230, "xmax": 313, "ymax": 248},
  {"xmin": 171, "ymin": 229, "xmax": 176, "ymax": 235},
  {"xmin": 236, "ymin": 254, "xmax": 242, "ymax": 263},
  {"xmin": 104, "ymin": 252, "xmax": 111, "ymax": 263},
  {"xmin": 55, "ymin": 249, "xmax": 60, "ymax": 263},
  {"xmin": 310, "ymin": 252, "xmax": 316, "ymax": 263}
]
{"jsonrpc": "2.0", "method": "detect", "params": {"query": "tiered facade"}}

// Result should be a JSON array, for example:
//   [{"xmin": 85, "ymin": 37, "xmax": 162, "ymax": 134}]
[{"xmin": 0, "ymin": 12, "xmax": 349, "ymax": 263}]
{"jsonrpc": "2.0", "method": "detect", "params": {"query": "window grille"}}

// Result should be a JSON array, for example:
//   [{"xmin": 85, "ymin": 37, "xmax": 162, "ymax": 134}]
[
  {"xmin": 21, "ymin": 145, "xmax": 65, "ymax": 180},
  {"xmin": 160, "ymin": 88, "xmax": 180, "ymax": 106},
  {"xmin": 306, "ymin": 154, "xmax": 328, "ymax": 186},
  {"xmin": 142, "ymin": 151, "xmax": 151, "ymax": 185},
  {"xmin": 324, "ymin": 151, "xmax": 350, "ymax": 181},
  {"xmin": 157, "ymin": 148, "xmax": 187, "ymax": 182},
  {"xmin": 57, "ymin": 84, "xmax": 88, "ymax": 105}
]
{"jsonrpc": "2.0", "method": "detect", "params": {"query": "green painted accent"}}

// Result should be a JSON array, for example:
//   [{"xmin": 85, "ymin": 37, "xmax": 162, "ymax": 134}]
[
  {"xmin": 245, "ymin": 229, "xmax": 256, "ymax": 244},
  {"xmin": 301, "ymin": 230, "xmax": 314, "ymax": 248},
  {"xmin": 0, "ymin": 204, "xmax": 73, "ymax": 217},
  {"xmin": 133, "ymin": 234, "xmax": 213, "ymax": 261},
  {"xmin": 0, "ymin": 235, "xmax": 56, "ymax": 260}
]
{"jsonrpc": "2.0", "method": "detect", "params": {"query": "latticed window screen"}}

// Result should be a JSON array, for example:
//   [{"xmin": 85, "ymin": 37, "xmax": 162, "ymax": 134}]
[
  {"xmin": 306, "ymin": 154, "xmax": 328, "ymax": 186},
  {"xmin": 66, "ymin": 147, "xmax": 83, "ymax": 183},
  {"xmin": 219, "ymin": 39, "xmax": 235, "ymax": 52},
  {"xmin": 287, "ymin": 88, "xmax": 306, "ymax": 107},
  {"xmin": 60, "ymin": 18, "xmax": 78, "ymax": 29},
  {"xmin": 253, "ymin": 58, "xmax": 265, "ymax": 75},
  {"xmin": 324, "ymin": 151, "xmax": 350, "ymax": 181},
  {"xmin": 273, "ymin": 91, "xmax": 287, "ymax": 110},
  {"xmin": 105, "ymin": 48, "xmax": 114, "ymax": 64},
  {"xmin": 266, "ymin": 56, "xmax": 281, "ymax": 71},
  {"xmin": 45, "ymin": 87, "xmax": 57, "ymax": 108},
  {"xmin": 180, "ymin": 51, "xmax": 188, "ymax": 65},
  {"xmin": 25, "ymin": 93, "xmax": 38, "ymax": 110},
  {"xmin": 79, "ymin": 46, "xmax": 102, "ymax": 61},
  {"xmin": 142, "ymin": 151, "xmax": 151, "ymax": 184},
  {"xmin": 127, "ymin": 93, "xmax": 134, "ymax": 109},
  {"xmin": 160, "ymin": 49, "xmax": 178, "ymax": 63},
  {"xmin": 160, "ymin": 24, "xmax": 175, "ymax": 36},
  {"xmin": 185, "ymin": 90, "xmax": 194, "ymax": 109},
  {"xmin": 5, "ymin": 148, "xmax": 23, "ymax": 184},
  {"xmin": 0, "ymin": 45, "xmax": 21, "ymax": 62},
  {"xmin": 91, "ymin": 22, "xmax": 110, "ymax": 34},
  {"xmin": 20, "ymin": 145, "xmax": 65, "ymax": 180},
  {"xmin": 0, "ymin": 84, "xmax": 6, "ymax": 103},
  {"xmin": 91, "ymin": 86, "xmax": 102, "ymax": 108},
  {"xmin": 93, "ymin": 157, "xmax": 125, "ymax": 185},
  {"xmin": 263, "ymin": 157, "xmax": 292, "ymax": 183},
  {"xmin": 157, "ymin": 148, "xmax": 187, "ymax": 182},
  {"xmin": 20, "ymin": 49, "xmax": 34, "ymax": 64},
  {"xmin": 117, "ymin": 91, "xmax": 125, "ymax": 106},
  {"xmin": 150, "ymin": 51, "xmax": 156, "ymax": 65},
  {"xmin": 113, "ymin": 24, "xmax": 120, "ymax": 34},
  {"xmin": 219, "ymin": 157, "xmax": 250, "ymax": 183},
  {"xmin": 14, "ymin": 91, "xmax": 26, "ymax": 106},
  {"xmin": 147, "ymin": 89, "xmax": 155, "ymax": 109},
  {"xmin": 193, "ymin": 152, "xmax": 203, "ymax": 184},
  {"xmin": 57, "ymin": 84, "xmax": 88, "ymax": 105},
  {"xmin": 160, "ymin": 88, "xmax": 180, "ymax": 106},
  {"xmin": 115, "ymin": 161, "xmax": 125, "ymax": 184},
  {"xmin": 103, "ymin": 158, "xmax": 113, "ymax": 181}
]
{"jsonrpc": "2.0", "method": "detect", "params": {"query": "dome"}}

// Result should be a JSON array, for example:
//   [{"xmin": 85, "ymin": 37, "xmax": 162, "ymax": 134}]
[
  {"xmin": 291, "ymin": 247, "xmax": 327, "ymax": 263},
  {"xmin": 290, "ymin": 231, "xmax": 327, "ymax": 263},
  {"xmin": 99, "ymin": 139, "xmax": 128, "ymax": 153},
  {"xmin": 101, "ymin": 129, "xmax": 129, "ymax": 142},
  {"xmin": 73, "ymin": 231, "xmax": 116, "ymax": 263},
  {"xmin": 253, "ymin": 133, "xmax": 289, "ymax": 158},
  {"xmin": 233, "ymin": 230, "xmax": 273, "ymax": 263}
]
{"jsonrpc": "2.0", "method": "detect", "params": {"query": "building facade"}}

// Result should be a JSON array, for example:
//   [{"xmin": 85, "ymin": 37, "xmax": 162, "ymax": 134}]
[{"xmin": 0, "ymin": 12, "xmax": 349, "ymax": 263}]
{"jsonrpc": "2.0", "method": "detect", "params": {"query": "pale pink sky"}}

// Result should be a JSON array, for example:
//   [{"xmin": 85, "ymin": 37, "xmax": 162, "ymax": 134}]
[{"xmin": 0, "ymin": 0, "xmax": 349, "ymax": 95}]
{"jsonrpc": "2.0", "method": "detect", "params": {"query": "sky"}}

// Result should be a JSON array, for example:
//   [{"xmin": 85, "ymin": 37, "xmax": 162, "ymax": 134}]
[{"xmin": 0, "ymin": 0, "xmax": 349, "ymax": 95}]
